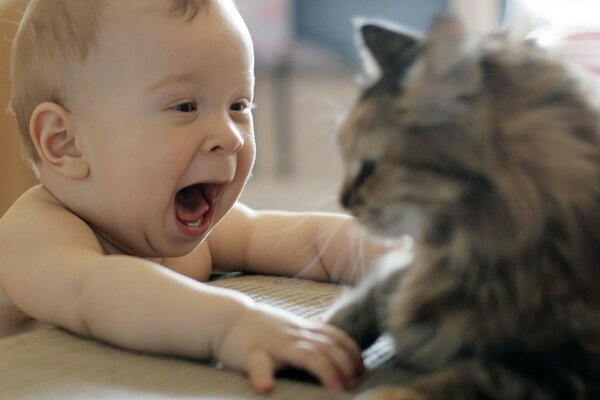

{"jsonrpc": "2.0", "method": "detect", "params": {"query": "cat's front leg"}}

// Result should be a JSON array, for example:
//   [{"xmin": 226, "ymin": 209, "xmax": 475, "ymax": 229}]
[{"xmin": 325, "ymin": 266, "xmax": 406, "ymax": 349}]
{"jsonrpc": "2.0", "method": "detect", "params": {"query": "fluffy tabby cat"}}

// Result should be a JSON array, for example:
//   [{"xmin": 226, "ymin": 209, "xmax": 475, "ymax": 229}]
[{"xmin": 326, "ymin": 15, "xmax": 600, "ymax": 400}]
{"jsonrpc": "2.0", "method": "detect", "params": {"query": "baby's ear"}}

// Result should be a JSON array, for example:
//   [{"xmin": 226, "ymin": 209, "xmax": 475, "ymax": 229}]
[{"xmin": 30, "ymin": 102, "xmax": 89, "ymax": 180}]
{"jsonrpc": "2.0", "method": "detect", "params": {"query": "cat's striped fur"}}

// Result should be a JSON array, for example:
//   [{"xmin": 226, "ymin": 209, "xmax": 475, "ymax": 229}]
[{"xmin": 327, "ymin": 15, "xmax": 600, "ymax": 400}]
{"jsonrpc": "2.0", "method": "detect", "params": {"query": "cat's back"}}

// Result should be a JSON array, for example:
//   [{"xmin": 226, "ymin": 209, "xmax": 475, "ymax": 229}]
[{"xmin": 480, "ymin": 36, "xmax": 600, "ymax": 143}]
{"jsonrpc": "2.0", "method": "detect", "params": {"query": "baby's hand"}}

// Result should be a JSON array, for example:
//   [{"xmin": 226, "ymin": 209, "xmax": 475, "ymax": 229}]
[{"xmin": 213, "ymin": 303, "xmax": 365, "ymax": 393}]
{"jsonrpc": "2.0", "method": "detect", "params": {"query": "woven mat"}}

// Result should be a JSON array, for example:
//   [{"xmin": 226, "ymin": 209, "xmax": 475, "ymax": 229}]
[{"xmin": 0, "ymin": 274, "xmax": 395, "ymax": 399}]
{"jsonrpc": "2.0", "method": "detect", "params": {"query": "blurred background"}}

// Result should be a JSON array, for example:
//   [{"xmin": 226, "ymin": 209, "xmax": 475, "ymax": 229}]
[
  {"xmin": 3, "ymin": 0, "xmax": 600, "ymax": 217},
  {"xmin": 236, "ymin": 0, "xmax": 506, "ymax": 212}
]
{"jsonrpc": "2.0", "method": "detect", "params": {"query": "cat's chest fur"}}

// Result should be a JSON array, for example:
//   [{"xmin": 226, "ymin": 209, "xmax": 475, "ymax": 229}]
[{"xmin": 327, "ymin": 14, "xmax": 600, "ymax": 400}]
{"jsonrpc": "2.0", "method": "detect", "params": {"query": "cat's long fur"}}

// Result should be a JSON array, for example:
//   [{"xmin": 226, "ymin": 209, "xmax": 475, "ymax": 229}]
[{"xmin": 327, "ymin": 15, "xmax": 600, "ymax": 400}]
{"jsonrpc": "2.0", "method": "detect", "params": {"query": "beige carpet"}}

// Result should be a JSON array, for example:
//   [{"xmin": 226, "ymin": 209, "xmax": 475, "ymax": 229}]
[{"xmin": 0, "ymin": 274, "xmax": 395, "ymax": 399}]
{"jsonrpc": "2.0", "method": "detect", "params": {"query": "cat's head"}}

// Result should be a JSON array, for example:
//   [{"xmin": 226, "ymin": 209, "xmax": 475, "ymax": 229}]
[{"xmin": 339, "ymin": 15, "xmax": 600, "ymax": 248}]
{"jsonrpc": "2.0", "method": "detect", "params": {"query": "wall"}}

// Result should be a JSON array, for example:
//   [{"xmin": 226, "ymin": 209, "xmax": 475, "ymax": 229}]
[
  {"xmin": 238, "ymin": 1, "xmax": 450, "ymax": 211},
  {"xmin": 0, "ymin": 0, "xmax": 36, "ymax": 217}
]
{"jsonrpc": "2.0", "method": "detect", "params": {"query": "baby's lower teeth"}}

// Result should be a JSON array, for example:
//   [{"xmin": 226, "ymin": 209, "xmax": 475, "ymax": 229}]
[{"xmin": 184, "ymin": 219, "xmax": 202, "ymax": 228}]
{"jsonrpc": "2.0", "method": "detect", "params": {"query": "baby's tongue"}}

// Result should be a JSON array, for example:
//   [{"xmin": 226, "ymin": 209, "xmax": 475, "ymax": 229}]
[{"xmin": 175, "ymin": 185, "xmax": 209, "ymax": 223}]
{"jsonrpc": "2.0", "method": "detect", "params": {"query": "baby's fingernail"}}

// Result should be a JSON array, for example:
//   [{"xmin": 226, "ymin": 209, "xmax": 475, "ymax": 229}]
[
  {"xmin": 252, "ymin": 377, "xmax": 274, "ymax": 394},
  {"xmin": 255, "ymin": 383, "xmax": 273, "ymax": 394}
]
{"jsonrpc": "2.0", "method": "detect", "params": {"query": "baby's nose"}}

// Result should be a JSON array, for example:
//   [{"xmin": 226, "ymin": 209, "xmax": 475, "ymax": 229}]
[{"xmin": 201, "ymin": 120, "xmax": 244, "ymax": 155}]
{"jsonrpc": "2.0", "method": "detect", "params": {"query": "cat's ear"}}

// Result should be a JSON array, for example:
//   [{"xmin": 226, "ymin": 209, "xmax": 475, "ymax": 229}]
[
  {"xmin": 356, "ymin": 20, "xmax": 421, "ymax": 74},
  {"xmin": 424, "ymin": 14, "xmax": 469, "ymax": 79}
]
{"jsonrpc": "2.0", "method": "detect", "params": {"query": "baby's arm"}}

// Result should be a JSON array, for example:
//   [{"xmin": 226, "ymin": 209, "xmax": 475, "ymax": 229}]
[
  {"xmin": 0, "ymin": 197, "xmax": 362, "ymax": 392},
  {"xmin": 210, "ymin": 203, "xmax": 408, "ymax": 284}
]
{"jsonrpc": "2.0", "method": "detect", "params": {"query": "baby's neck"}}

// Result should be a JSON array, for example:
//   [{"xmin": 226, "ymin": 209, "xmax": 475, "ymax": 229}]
[{"xmin": 94, "ymin": 230, "xmax": 164, "ymax": 265}]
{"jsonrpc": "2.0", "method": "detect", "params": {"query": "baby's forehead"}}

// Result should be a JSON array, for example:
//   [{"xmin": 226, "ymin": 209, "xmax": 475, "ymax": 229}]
[
  {"xmin": 95, "ymin": 0, "xmax": 218, "ymax": 48},
  {"xmin": 94, "ymin": 0, "xmax": 248, "ymax": 54},
  {"xmin": 100, "ymin": 0, "xmax": 210, "ymax": 26},
  {"xmin": 72, "ymin": 0, "xmax": 252, "ymax": 91},
  {"xmin": 99, "ymin": 1, "xmax": 172, "ymax": 31},
  {"xmin": 88, "ymin": 3, "xmax": 187, "ymax": 62}
]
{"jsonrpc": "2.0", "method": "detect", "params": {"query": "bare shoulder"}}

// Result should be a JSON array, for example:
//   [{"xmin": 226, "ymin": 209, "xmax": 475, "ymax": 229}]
[
  {"xmin": 0, "ymin": 185, "xmax": 103, "ymax": 332},
  {"xmin": 0, "ymin": 185, "xmax": 101, "ymax": 252},
  {"xmin": 0, "ymin": 185, "xmax": 104, "ymax": 295}
]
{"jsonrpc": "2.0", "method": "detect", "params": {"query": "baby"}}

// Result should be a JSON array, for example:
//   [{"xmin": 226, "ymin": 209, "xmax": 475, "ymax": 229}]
[{"xmin": 0, "ymin": 0, "xmax": 401, "ymax": 394}]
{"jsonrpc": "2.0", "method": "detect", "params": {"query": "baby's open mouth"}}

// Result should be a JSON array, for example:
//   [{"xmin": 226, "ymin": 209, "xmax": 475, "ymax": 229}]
[{"xmin": 174, "ymin": 183, "xmax": 222, "ymax": 228}]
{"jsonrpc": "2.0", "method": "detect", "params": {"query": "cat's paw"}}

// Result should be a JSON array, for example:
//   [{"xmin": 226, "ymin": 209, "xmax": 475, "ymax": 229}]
[{"xmin": 355, "ymin": 387, "xmax": 428, "ymax": 400}]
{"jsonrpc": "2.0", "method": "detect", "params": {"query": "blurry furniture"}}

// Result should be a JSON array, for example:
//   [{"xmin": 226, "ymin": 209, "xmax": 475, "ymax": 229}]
[
  {"xmin": 239, "ymin": 0, "xmax": 448, "ymax": 180},
  {"xmin": 0, "ymin": 0, "xmax": 36, "ymax": 216}
]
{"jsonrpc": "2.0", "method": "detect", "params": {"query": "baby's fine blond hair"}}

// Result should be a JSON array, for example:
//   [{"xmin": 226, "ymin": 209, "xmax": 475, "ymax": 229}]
[{"xmin": 10, "ymin": 0, "xmax": 206, "ymax": 169}]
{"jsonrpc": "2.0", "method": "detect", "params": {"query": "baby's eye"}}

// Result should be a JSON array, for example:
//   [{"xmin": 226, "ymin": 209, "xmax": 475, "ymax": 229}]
[
  {"xmin": 230, "ymin": 101, "xmax": 253, "ymax": 112},
  {"xmin": 173, "ymin": 101, "xmax": 197, "ymax": 113}
]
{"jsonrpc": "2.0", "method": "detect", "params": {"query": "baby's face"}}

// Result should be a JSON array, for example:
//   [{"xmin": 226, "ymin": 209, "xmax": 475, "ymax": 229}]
[{"xmin": 66, "ymin": 0, "xmax": 256, "ymax": 257}]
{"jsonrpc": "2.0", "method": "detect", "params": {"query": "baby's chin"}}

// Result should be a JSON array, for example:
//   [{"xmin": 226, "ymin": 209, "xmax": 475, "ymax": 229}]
[
  {"xmin": 91, "ymin": 226, "xmax": 198, "ymax": 260},
  {"xmin": 136, "ymin": 234, "xmax": 208, "ymax": 260}
]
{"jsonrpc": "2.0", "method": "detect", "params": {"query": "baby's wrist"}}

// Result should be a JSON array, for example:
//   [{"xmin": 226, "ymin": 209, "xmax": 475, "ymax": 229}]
[{"xmin": 209, "ymin": 292, "xmax": 256, "ymax": 359}]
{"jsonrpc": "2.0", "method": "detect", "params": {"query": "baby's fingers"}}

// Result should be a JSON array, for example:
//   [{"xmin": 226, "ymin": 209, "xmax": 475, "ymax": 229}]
[
  {"xmin": 247, "ymin": 350, "xmax": 277, "ymax": 393},
  {"xmin": 283, "ymin": 342, "xmax": 351, "ymax": 391},
  {"xmin": 315, "ymin": 337, "xmax": 363, "ymax": 389},
  {"xmin": 312, "ymin": 326, "xmax": 365, "ymax": 375}
]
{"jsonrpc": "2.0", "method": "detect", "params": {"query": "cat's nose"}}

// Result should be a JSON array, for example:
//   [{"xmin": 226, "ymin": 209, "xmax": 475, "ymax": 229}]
[
  {"xmin": 340, "ymin": 185, "xmax": 360, "ymax": 209},
  {"xmin": 341, "ymin": 160, "xmax": 377, "ymax": 209}
]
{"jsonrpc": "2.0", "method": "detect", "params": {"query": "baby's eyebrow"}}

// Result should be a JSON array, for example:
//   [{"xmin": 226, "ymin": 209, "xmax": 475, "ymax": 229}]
[{"xmin": 146, "ymin": 73, "xmax": 198, "ymax": 93}]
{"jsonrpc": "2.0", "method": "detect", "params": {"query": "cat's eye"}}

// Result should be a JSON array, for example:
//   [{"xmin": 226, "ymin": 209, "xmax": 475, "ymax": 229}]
[
  {"xmin": 456, "ymin": 92, "xmax": 477, "ymax": 103},
  {"xmin": 355, "ymin": 159, "xmax": 378, "ymax": 186}
]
